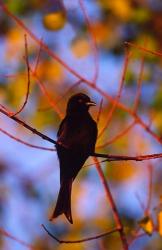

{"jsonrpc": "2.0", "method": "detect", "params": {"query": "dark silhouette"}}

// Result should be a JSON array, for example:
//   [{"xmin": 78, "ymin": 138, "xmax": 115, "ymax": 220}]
[{"xmin": 50, "ymin": 93, "xmax": 98, "ymax": 224}]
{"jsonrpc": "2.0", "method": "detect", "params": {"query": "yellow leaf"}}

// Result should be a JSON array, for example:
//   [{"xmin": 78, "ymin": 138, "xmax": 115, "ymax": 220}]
[
  {"xmin": 43, "ymin": 11, "xmax": 66, "ymax": 30},
  {"xmin": 158, "ymin": 211, "xmax": 162, "ymax": 236},
  {"xmin": 37, "ymin": 60, "xmax": 64, "ymax": 82},
  {"xmin": 138, "ymin": 215, "xmax": 154, "ymax": 236},
  {"xmin": 91, "ymin": 21, "xmax": 109, "ymax": 45},
  {"xmin": 106, "ymin": 162, "xmax": 138, "ymax": 182},
  {"xmin": 6, "ymin": 27, "xmax": 24, "ymax": 59},
  {"xmin": 71, "ymin": 38, "xmax": 90, "ymax": 58},
  {"xmin": 99, "ymin": 0, "xmax": 132, "ymax": 21}
]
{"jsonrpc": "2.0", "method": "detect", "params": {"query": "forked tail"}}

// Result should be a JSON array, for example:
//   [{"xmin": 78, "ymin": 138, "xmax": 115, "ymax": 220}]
[{"xmin": 50, "ymin": 179, "xmax": 73, "ymax": 224}]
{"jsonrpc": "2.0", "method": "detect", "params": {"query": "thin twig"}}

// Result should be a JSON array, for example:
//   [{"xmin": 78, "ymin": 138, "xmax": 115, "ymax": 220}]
[
  {"xmin": 1, "ymin": 2, "xmax": 162, "ymax": 145},
  {"xmin": 1, "ymin": 107, "xmax": 162, "ymax": 162},
  {"xmin": 133, "ymin": 39, "xmax": 148, "ymax": 112},
  {"xmin": 42, "ymin": 224, "xmax": 119, "ymax": 243},
  {"xmin": 92, "ymin": 152, "xmax": 162, "ymax": 161},
  {"xmin": 133, "ymin": 58, "xmax": 145, "ymax": 112},
  {"xmin": 93, "ymin": 157, "xmax": 128, "ymax": 250},
  {"xmin": 97, "ymin": 120, "xmax": 136, "ymax": 148},
  {"xmin": 0, "ymin": 2, "xmax": 134, "ymax": 113},
  {"xmin": 0, "ymin": 107, "xmax": 57, "ymax": 145},
  {"xmin": 98, "ymin": 49, "xmax": 131, "ymax": 139},
  {"xmin": 0, "ymin": 127, "xmax": 55, "ymax": 151},
  {"xmin": 11, "ymin": 34, "xmax": 31, "ymax": 116},
  {"xmin": 56, "ymin": 79, "xmax": 83, "ymax": 104},
  {"xmin": 125, "ymin": 41, "xmax": 162, "ymax": 58},
  {"xmin": 96, "ymin": 98, "xmax": 103, "ymax": 124},
  {"xmin": 128, "ymin": 232, "xmax": 146, "ymax": 247},
  {"xmin": 38, "ymin": 79, "xmax": 83, "ymax": 112},
  {"xmin": 135, "ymin": 192, "xmax": 146, "ymax": 212},
  {"xmin": 34, "ymin": 37, "xmax": 43, "ymax": 73},
  {"xmin": 30, "ymin": 67, "xmax": 64, "ymax": 119},
  {"xmin": 0, "ymin": 227, "xmax": 33, "ymax": 249},
  {"xmin": 0, "ymin": 104, "xmax": 9, "ymax": 112}
]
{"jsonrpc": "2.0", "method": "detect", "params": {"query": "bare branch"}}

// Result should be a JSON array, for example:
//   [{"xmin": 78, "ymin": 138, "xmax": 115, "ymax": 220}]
[
  {"xmin": 56, "ymin": 79, "xmax": 83, "ymax": 104},
  {"xmin": 1, "ymin": 107, "xmax": 162, "ymax": 162},
  {"xmin": 0, "ymin": 227, "xmax": 33, "ymax": 249},
  {"xmin": 34, "ymin": 37, "xmax": 43, "ymax": 73},
  {"xmin": 0, "ymin": 127, "xmax": 55, "ymax": 151},
  {"xmin": 98, "ymin": 48, "xmax": 131, "ymax": 139},
  {"xmin": 92, "ymin": 152, "xmax": 162, "ymax": 161},
  {"xmin": 93, "ymin": 157, "xmax": 128, "ymax": 250},
  {"xmin": 1, "ymin": 1, "xmax": 162, "ymax": 145},
  {"xmin": 97, "ymin": 120, "xmax": 136, "ymax": 148},
  {"xmin": 0, "ymin": 107, "xmax": 57, "ymax": 145},
  {"xmin": 30, "ymin": 67, "xmax": 64, "ymax": 119},
  {"xmin": 11, "ymin": 34, "xmax": 31, "ymax": 116},
  {"xmin": 42, "ymin": 224, "xmax": 119, "ymax": 243},
  {"xmin": 133, "ymin": 55, "xmax": 145, "ymax": 112},
  {"xmin": 96, "ymin": 98, "xmax": 103, "ymax": 124},
  {"xmin": 125, "ymin": 41, "xmax": 162, "ymax": 58}
]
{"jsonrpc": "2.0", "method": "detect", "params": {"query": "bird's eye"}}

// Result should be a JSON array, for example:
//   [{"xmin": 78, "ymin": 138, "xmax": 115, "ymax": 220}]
[{"xmin": 78, "ymin": 99, "xmax": 83, "ymax": 103}]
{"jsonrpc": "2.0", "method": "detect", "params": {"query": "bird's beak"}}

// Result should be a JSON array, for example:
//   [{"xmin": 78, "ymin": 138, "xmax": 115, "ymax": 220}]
[{"xmin": 86, "ymin": 101, "xmax": 96, "ymax": 106}]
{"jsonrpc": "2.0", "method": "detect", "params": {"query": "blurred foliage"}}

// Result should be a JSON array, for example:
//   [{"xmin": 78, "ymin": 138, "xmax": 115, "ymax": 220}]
[
  {"xmin": 1, "ymin": 0, "xmax": 162, "ymax": 250},
  {"xmin": 71, "ymin": 37, "xmax": 90, "ymax": 58},
  {"xmin": 138, "ymin": 215, "xmax": 154, "ymax": 236},
  {"xmin": 43, "ymin": 11, "xmax": 66, "ymax": 31}
]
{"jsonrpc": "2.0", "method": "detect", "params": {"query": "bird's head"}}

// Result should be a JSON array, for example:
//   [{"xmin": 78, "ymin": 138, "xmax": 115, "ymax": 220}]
[{"xmin": 66, "ymin": 93, "xmax": 96, "ymax": 114}]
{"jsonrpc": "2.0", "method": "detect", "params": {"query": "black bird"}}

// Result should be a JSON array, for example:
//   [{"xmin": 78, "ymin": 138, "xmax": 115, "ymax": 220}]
[{"xmin": 50, "ymin": 93, "xmax": 98, "ymax": 224}]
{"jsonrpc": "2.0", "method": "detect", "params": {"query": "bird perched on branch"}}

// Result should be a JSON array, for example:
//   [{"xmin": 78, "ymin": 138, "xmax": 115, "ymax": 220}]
[{"xmin": 50, "ymin": 93, "xmax": 97, "ymax": 224}]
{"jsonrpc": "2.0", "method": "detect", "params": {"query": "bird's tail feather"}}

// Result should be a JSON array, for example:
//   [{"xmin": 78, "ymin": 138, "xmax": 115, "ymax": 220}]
[{"xmin": 50, "ymin": 179, "xmax": 73, "ymax": 224}]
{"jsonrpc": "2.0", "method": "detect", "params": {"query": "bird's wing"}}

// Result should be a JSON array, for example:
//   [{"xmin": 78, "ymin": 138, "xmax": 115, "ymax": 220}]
[
  {"xmin": 57, "ymin": 118, "xmax": 66, "ymax": 137},
  {"xmin": 57, "ymin": 115, "xmax": 97, "ymax": 153},
  {"xmin": 85, "ymin": 118, "xmax": 97, "ymax": 154}
]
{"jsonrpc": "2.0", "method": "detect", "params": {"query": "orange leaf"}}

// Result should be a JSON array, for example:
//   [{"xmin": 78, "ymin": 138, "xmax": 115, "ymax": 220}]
[
  {"xmin": 138, "ymin": 215, "xmax": 154, "ymax": 236},
  {"xmin": 158, "ymin": 211, "xmax": 162, "ymax": 236},
  {"xmin": 43, "ymin": 11, "xmax": 66, "ymax": 31}
]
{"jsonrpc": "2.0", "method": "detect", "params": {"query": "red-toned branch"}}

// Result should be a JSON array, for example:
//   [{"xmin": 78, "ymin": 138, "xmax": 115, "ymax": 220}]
[
  {"xmin": 30, "ymin": 67, "xmax": 64, "ymax": 119},
  {"xmin": 0, "ymin": 2, "xmax": 89, "ymax": 85},
  {"xmin": 0, "ymin": 127, "xmax": 55, "ymax": 151},
  {"xmin": 93, "ymin": 157, "xmax": 128, "ymax": 250},
  {"xmin": 128, "ymin": 164, "xmax": 153, "ymax": 246},
  {"xmin": 56, "ymin": 79, "xmax": 83, "ymax": 104},
  {"xmin": 92, "ymin": 152, "xmax": 162, "ymax": 161},
  {"xmin": 1, "ymin": 107, "xmax": 162, "ymax": 161},
  {"xmin": 38, "ymin": 79, "xmax": 83, "ymax": 112},
  {"xmin": 42, "ymin": 224, "xmax": 119, "ymax": 243},
  {"xmin": 98, "ymin": 49, "xmax": 131, "ymax": 139},
  {"xmin": 125, "ymin": 41, "xmax": 162, "ymax": 58},
  {"xmin": 133, "ymin": 54, "xmax": 145, "ymax": 112},
  {"xmin": 0, "ymin": 227, "xmax": 33, "ymax": 249},
  {"xmin": 0, "ymin": 107, "xmax": 57, "ymax": 145},
  {"xmin": 128, "ymin": 232, "xmax": 146, "ymax": 247},
  {"xmin": 96, "ymin": 98, "xmax": 103, "ymax": 124},
  {"xmin": 0, "ymin": 103, "xmax": 9, "ymax": 112},
  {"xmin": 11, "ymin": 34, "xmax": 31, "ymax": 116},
  {"xmin": 34, "ymin": 37, "xmax": 43, "ymax": 73},
  {"xmin": 135, "ymin": 192, "xmax": 146, "ymax": 212},
  {"xmin": 97, "ymin": 120, "xmax": 136, "ymax": 148},
  {"xmin": 1, "ymin": 2, "xmax": 162, "ymax": 145}
]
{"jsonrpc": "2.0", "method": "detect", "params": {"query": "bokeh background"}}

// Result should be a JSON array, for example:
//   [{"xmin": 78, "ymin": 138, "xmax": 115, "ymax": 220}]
[{"xmin": 0, "ymin": 0, "xmax": 162, "ymax": 249}]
